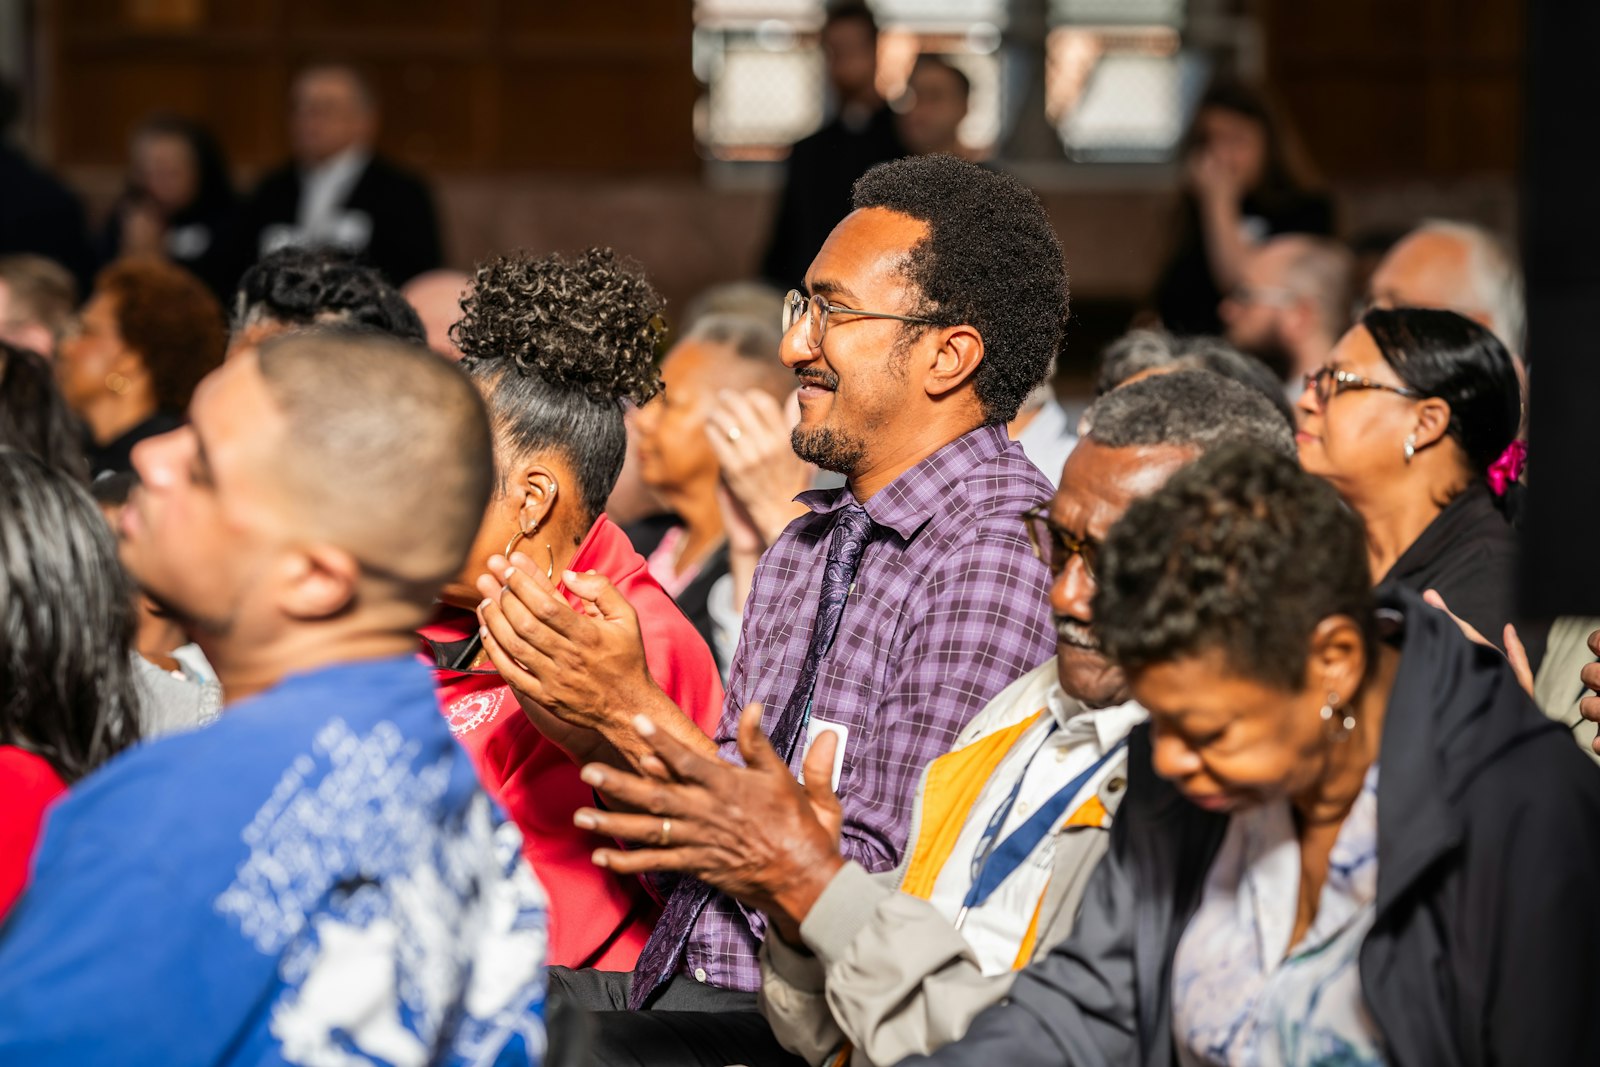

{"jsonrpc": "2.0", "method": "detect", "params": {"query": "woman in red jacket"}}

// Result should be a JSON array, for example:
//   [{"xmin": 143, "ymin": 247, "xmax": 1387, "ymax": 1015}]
[
  {"xmin": 419, "ymin": 248, "xmax": 724, "ymax": 970},
  {"xmin": 0, "ymin": 447, "xmax": 142, "ymax": 916}
]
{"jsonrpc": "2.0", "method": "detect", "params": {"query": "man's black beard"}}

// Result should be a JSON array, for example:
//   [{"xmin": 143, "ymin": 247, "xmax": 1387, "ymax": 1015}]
[{"xmin": 791, "ymin": 424, "xmax": 867, "ymax": 475}]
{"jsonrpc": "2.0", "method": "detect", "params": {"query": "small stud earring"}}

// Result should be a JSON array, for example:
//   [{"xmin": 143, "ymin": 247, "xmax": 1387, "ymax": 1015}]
[
  {"xmin": 1403, "ymin": 434, "xmax": 1416, "ymax": 464},
  {"xmin": 1320, "ymin": 692, "xmax": 1355, "ymax": 740}
]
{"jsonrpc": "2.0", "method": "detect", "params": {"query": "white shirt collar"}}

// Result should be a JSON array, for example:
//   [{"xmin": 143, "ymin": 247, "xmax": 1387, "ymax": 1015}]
[
  {"xmin": 303, "ymin": 144, "xmax": 370, "ymax": 184},
  {"xmin": 1045, "ymin": 682, "xmax": 1146, "ymax": 755}
]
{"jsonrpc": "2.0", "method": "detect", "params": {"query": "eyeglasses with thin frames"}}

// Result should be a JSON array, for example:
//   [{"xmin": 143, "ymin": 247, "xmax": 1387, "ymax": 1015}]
[
  {"xmin": 1302, "ymin": 365, "xmax": 1423, "ymax": 408},
  {"xmin": 1021, "ymin": 505, "xmax": 1099, "ymax": 580},
  {"xmin": 782, "ymin": 289, "xmax": 937, "ymax": 349}
]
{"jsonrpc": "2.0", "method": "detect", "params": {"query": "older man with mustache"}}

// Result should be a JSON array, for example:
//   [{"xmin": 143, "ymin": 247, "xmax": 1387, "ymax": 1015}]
[{"xmin": 573, "ymin": 368, "xmax": 1296, "ymax": 1067}]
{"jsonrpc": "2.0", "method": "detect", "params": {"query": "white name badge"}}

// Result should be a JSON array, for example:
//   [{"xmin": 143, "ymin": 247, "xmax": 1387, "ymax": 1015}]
[{"xmin": 798, "ymin": 719, "xmax": 849, "ymax": 792}]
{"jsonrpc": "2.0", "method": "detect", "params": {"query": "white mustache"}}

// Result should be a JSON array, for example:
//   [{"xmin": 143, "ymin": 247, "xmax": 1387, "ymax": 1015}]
[{"xmin": 1054, "ymin": 616, "xmax": 1099, "ymax": 649}]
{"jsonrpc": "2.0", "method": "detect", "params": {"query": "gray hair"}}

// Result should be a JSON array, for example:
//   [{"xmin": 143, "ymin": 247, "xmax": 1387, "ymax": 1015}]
[
  {"xmin": 1093, "ymin": 330, "xmax": 1295, "ymax": 428},
  {"xmin": 1274, "ymin": 234, "xmax": 1356, "ymax": 338},
  {"xmin": 681, "ymin": 281, "xmax": 786, "ymax": 335},
  {"xmin": 1084, "ymin": 368, "xmax": 1296, "ymax": 459},
  {"xmin": 683, "ymin": 312, "xmax": 784, "ymax": 365},
  {"xmin": 1094, "ymin": 329, "xmax": 1181, "ymax": 397},
  {"xmin": 1412, "ymin": 219, "xmax": 1526, "ymax": 354}
]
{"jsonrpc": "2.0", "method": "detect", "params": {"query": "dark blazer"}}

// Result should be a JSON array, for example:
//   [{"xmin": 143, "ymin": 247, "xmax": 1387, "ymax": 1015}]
[
  {"xmin": 0, "ymin": 143, "xmax": 96, "ymax": 293},
  {"xmin": 627, "ymin": 517, "xmax": 731, "ymax": 679},
  {"xmin": 903, "ymin": 586, "xmax": 1600, "ymax": 1067},
  {"xmin": 760, "ymin": 106, "xmax": 905, "ymax": 292},
  {"xmin": 98, "ymin": 197, "xmax": 240, "ymax": 302},
  {"xmin": 234, "ymin": 154, "xmax": 441, "ymax": 286}
]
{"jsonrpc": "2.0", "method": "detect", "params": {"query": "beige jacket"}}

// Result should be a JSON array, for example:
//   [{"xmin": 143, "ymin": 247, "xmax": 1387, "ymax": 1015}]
[
  {"xmin": 1533, "ymin": 615, "xmax": 1600, "ymax": 764},
  {"xmin": 757, "ymin": 662, "xmax": 1137, "ymax": 1067}
]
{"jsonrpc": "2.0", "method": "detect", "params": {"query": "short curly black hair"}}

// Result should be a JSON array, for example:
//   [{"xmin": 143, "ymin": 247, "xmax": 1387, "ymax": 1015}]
[
  {"xmin": 850, "ymin": 155, "xmax": 1068, "ymax": 425},
  {"xmin": 233, "ymin": 247, "xmax": 425, "ymax": 343},
  {"xmin": 1094, "ymin": 446, "xmax": 1374, "ymax": 690},
  {"xmin": 452, "ymin": 247, "xmax": 664, "ymax": 520}
]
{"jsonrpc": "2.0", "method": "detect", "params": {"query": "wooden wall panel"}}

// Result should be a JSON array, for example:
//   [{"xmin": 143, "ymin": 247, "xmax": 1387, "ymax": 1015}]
[
  {"xmin": 59, "ymin": 0, "xmax": 278, "ymax": 32},
  {"xmin": 52, "ymin": 52, "xmax": 281, "ymax": 165},
  {"xmin": 43, "ymin": 0, "xmax": 698, "ymax": 174},
  {"xmin": 279, "ymin": 0, "xmax": 492, "ymax": 37},
  {"xmin": 495, "ymin": 59, "xmax": 694, "ymax": 171},
  {"xmin": 1262, "ymin": 0, "xmax": 1522, "ymax": 179}
]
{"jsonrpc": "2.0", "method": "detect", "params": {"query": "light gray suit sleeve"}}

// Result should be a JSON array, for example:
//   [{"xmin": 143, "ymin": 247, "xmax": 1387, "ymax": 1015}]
[
  {"xmin": 761, "ymin": 860, "xmax": 1019, "ymax": 1067},
  {"xmin": 895, "ymin": 824, "xmax": 1142, "ymax": 1067}
]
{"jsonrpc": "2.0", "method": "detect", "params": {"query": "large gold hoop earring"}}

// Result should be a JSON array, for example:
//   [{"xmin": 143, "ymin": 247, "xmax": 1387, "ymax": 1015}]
[
  {"xmin": 503, "ymin": 525, "xmax": 535, "ymax": 560},
  {"xmin": 500, "ymin": 528, "xmax": 556, "ymax": 580}
]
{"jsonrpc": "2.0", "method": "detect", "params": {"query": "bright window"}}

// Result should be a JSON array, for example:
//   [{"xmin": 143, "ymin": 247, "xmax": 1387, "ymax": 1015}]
[{"xmin": 693, "ymin": 0, "xmax": 1204, "ymax": 164}]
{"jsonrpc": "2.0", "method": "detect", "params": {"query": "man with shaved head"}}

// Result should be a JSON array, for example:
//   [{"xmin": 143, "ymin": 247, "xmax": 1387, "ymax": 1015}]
[
  {"xmin": 1218, "ymin": 233, "xmax": 1354, "ymax": 386},
  {"xmin": 0, "ymin": 331, "xmax": 548, "ymax": 1064}
]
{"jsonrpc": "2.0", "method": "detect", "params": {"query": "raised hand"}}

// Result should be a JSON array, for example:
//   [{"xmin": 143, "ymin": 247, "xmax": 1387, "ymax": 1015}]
[
  {"xmin": 574, "ymin": 704, "xmax": 845, "ymax": 943},
  {"xmin": 475, "ymin": 553, "xmax": 715, "ymax": 768},
  {"xmin": 1578, "ymin": 628, "xmax": 1600, "ymax": 756},
  {"xmin": 1422, "ymin": 588, "xmax": 1534, "ymax": 697},
  {"xmin": 706, "ymin": 388, "xmax": 814, "ymax": 548}
]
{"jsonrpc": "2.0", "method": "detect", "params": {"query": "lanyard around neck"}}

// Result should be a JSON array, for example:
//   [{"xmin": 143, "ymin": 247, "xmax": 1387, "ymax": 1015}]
[{"xmin": 955, "ymin": 727, "xmax": 1128, "ymax": 928}]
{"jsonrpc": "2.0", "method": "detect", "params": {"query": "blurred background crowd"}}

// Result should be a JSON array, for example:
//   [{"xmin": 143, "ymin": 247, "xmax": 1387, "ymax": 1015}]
[
  {"xmin": 0, "ymin": 0, "xmax": 1521, "ymax": 373},
  {"xmin": 2, "ymin": 2, "xmax": 1595, "ymax": 1063}
]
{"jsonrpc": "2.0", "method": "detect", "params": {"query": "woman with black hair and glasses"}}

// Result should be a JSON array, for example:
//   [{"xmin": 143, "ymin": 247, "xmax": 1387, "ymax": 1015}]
[
  {"xmin": 0, "ymin": 449, "xmax": 142, "ymax": 916},
  {"xmin": 1293, "ymin": 306, "xmax": 1537, "ymax": 665}
]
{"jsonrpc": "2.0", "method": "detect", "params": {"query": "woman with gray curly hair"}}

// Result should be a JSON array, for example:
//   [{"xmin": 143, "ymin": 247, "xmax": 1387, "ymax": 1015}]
[
  {"xmin": 416, "ymin": 247, "xmax": 724, "ymax": 972},
  {"xmin": 903, "ymin": 446, "xmax": 1600, "ymax": 1067}
]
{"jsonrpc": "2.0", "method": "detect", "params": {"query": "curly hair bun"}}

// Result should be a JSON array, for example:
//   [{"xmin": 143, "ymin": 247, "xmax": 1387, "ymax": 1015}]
[{"xmin": 453, "ymin": 247, "xmax": 664, "ymax": 407}]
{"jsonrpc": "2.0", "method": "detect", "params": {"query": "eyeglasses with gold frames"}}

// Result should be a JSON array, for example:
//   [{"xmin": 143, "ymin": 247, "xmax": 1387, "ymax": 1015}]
[
  {"xmin": 782, "ymin": 289, "xmax": 937, "ymax": 350},
  {"xmin": 1302, "ymin": 366, "xmax": 1423, "ymax": 408},
  {"xmin": 1022, "ymin": 505, "xmax": 1100, "ymax": 580}
]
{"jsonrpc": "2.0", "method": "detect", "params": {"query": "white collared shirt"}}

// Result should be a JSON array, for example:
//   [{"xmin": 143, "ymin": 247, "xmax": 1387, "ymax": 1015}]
[
  {"xmin": 297, "ymin": 146, "xmax": 370, "ymax": 238},
  {"xmin": 1014, "ymin": 396, "xmax": 1078, "ymax": 488},
  {"xmin": 927, "ymin": 688, "xmax": 1146, "ymax": 975}
]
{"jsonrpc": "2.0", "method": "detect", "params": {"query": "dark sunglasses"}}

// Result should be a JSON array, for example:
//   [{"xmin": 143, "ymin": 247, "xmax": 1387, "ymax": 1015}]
[{"xmin": 1022, "ymin": 506, "xmax": 1099, "ymax": 580}]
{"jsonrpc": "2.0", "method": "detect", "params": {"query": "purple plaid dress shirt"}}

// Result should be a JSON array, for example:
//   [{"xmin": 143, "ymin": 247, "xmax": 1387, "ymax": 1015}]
[{"xmin": 676, "ymin": 423, "xmax": 1056, "ymax": 992}]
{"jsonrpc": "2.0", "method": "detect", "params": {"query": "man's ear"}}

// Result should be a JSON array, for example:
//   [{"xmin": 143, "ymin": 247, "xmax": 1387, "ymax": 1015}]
[
  {"xmin": 278, "ymin": 544, "xmax": 363, "ymax": 621},
  {"xmin": 923, "ymin": 324, "xmax": 984, "ymax": 400}
]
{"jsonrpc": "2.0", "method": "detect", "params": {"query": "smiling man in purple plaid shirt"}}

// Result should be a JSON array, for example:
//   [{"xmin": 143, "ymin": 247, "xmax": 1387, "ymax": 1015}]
[{"xmin": 473, "ymin": 154, "xmax": 1066, "ymax": 1063}]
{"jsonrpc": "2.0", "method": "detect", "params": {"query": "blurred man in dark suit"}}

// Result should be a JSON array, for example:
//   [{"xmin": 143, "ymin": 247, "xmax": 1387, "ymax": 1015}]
[
  {"xmin": 759, "ymin": 2, "xmax": 905, "ymax": 291},
  {"xmin": 235, "ymin": 64, "xmax": 441, "ymax": 287}
]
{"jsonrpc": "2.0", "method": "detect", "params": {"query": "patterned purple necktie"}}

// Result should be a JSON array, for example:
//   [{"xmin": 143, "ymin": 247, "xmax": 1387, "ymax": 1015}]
[{"xmin": 628, "ymin": 503, "xmax": 875, "ymax": 1008}]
